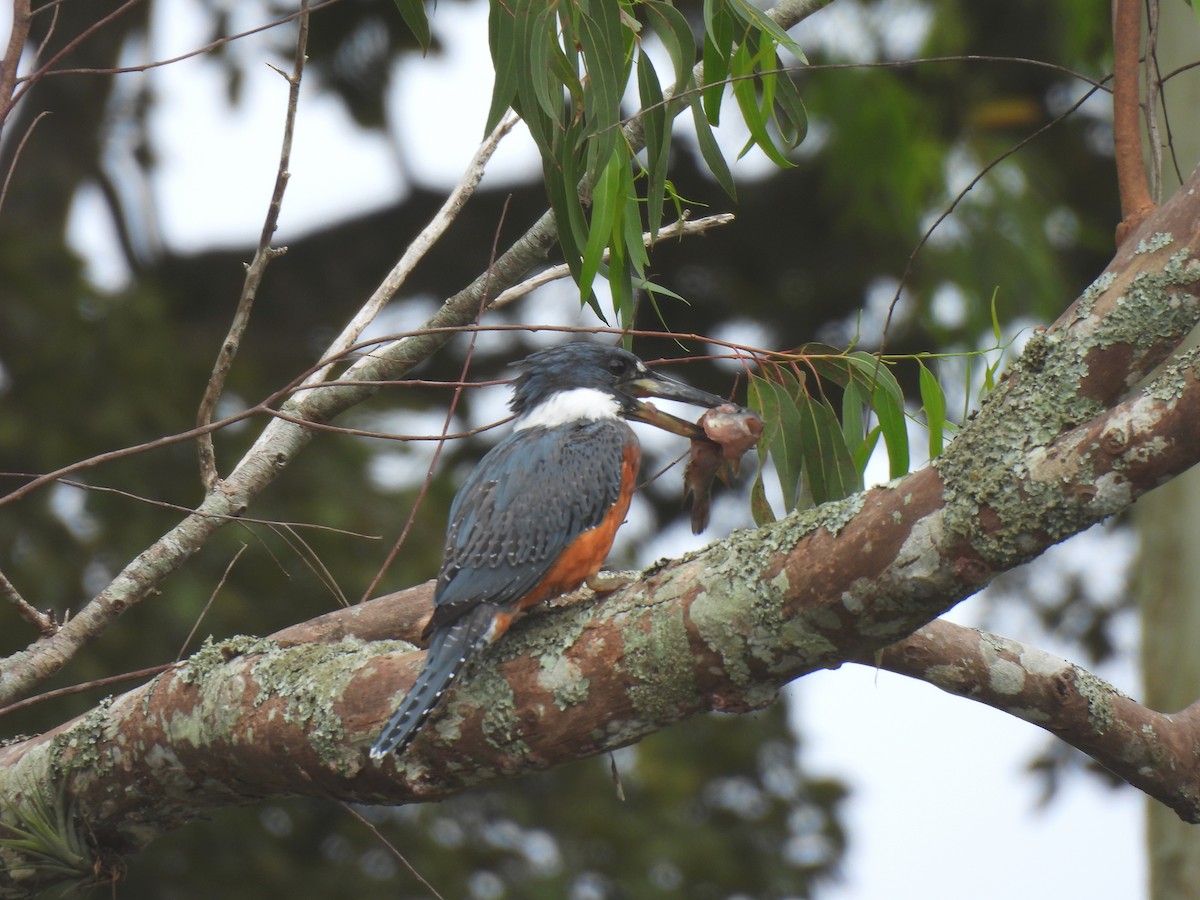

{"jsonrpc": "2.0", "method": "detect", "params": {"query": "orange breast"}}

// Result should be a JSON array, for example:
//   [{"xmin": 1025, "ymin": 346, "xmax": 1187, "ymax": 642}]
[{"xmin": 516, "ymin": 439, "xmax": 640, "ymax": 611}]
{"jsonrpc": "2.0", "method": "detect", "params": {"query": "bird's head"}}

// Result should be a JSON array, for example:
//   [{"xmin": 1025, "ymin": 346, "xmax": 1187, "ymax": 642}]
[{"xmin": 510, "ymin": 343, "xmax": 726, "ymax": 429}]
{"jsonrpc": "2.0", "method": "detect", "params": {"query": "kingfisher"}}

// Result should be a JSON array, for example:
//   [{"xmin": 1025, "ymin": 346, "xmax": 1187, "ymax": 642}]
[{"xmin": 369, "ymin": 342, "xmax": 727, "ymax": 759}]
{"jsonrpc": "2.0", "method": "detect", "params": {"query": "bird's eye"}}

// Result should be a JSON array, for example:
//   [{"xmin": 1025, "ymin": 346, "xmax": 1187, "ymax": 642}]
[{"xmin": 608, "ymin": 357, "xmax": 630, "ymax": 375}]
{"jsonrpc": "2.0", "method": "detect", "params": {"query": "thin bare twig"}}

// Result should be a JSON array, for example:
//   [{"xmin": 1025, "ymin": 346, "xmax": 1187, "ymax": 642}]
[
  {"xmin": 22, "ymin": 0, "xmax": 344, "ymax": 81},
  {"xmin": 0, "ymin": 0, "xmax": 32, "ymax": 132},
  {"xmin": 488, "ymin": 213, "xmax": 737, "ymax": 309},
  {"xmin": 0, "ymin": 568, "xmax": 55, "ymax": 636},
  {"xmin": 1113, "ymin": 0, "xmax": 1155, "ymax": 243},
  {"xmin": 340, "ymin": 803, "xmax": 447, "ymax": 899},
  {"xmin": 261, "ymin": 407, "xmax": 512, "ymax": 442},
  {"xmin": 28, "ymin": 0, "xmax": 62, "ymax": 70},
  {"xmin": 40, "ymin": 478, "xmax": 381, "ymax": 538},
  {"xmin": 0, "ymin": 109, "xmax": 50, "ymax": 216},
  {"xmin": 1151, "ymin": 37, "xmax": 1185, "ymax": 189},
  {"xmin": 196, "ymin": 0, "xmax": 311, "ymax": 489},
  {"xmin": 359, "ymin": 197, "xmax": 514, "ymax": 602},
  {"xmin": 177, "ymin": 545, "xmax": 248, "ymax": 659},
  {"xmin": 1143, "ymin": 0, "xmax": 1162, "ymax": 202},
  {"xmin": 2, "ymin": 0, "xmax": 145, "ymax": 123},
  {"xmin": 0, "ymin": 663, "xmax": 173, "ymax": 720},
  {"xmin": 881, "ymin": 77, "xmax": 1110, "ymax": 347},
  {"xmin": 286, "ymin": 111, "xmax": 519, "ymax": 392},
  {"xmin": 269, "ymin": 523, "xmax": 350, "ymax": 607}
]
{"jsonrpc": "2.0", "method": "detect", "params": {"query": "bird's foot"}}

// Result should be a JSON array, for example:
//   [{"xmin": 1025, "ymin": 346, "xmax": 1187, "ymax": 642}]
[
  {"xmin": 585, "ymin": 570, "xmax": 638, "ymax": 595},
  {"xmin": 543, "ymin": 571, "xmax": 639, "ymax": 610}
]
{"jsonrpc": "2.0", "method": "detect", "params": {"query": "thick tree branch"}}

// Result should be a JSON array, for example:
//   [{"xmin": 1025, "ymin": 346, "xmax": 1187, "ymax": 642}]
[{"xmin": 870, "ymin": 618, "xmax": 1200, "ymax": 823}]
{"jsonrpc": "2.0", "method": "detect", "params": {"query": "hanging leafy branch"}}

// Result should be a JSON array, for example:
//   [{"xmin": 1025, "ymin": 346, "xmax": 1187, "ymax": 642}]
[
  {"xmin": 745, "ymin": 339, "xmax": 1013, "ymax": 524},
  {"xmin": 478, "ymin": 0, "xmax": 809, "ymax": 326}
]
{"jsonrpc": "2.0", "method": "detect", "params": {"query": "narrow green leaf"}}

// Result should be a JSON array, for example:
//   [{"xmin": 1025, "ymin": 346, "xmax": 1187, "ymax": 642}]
[
  {"xmin": 527, "ymin": 6, "xmax": 563, "ymax": 122},
  {"xmin": 637, "ymin": 52, "xmax": 670, "ymax": 241},
  {"xmin": 797, "ymin": 393, "xmax": 861, "ymax": 503},
  {"xmin": 747, "ymin": 375, "xmax": 786, "ymax": 504},
  {"xmin": 730, "ymin": 40, "xmax": 795, "ymax": 168},
  {"xmin": 621, "ymin": 162, "xmax": 649, "ymax": 272},
  {"xmin": 691, "ymin": 95, "xmax": 736, "ymax": 199},
  {"xmin": 393, "ymin": 0, "xmax": 432, "ymax": 54},
  {"xmin": 746, "ymin": 377, "xmax": 778, "ymax": 526},
  {"xmin": 853, "ymin": 424, "xmax": 882, "ymax": 477},
  {"xmin": 579, "ymin": 151, "xmax": 623, "ymax": 304},
  {"xmin": 701, "ymin": 0, "xmax": 734, "ymax": 123},
  {"xmin": 608, "ymin": 240, "xmax": 634, "ymax": 329},
  {"xmin": 872, "ymin": 387, "xmax": 910, "ymax": 479},
  {"xmin": 645, "ymin": 1, "xmax": 696, "ymax": 93},
  {"xmin": 544, "ymin": 138, "xmax": 597, "ymax": 316},
  {"xmin": 577, "ymin": 0, "xmax": 624, "ymax": 175},
  {"xmin": 772, "ymin": 65, "xmax": 808, "ymax": 149},
  {"xmin": 728, "ymin": 0, "xmax": 809, "ymax": 63},
  {"xmin": 547, "ymin": 41, "xmax": 585, "ymax": 110},
  {"xmin": 841, "ymin": 378, "xmax": 866, "ymax": 460},
  {"xmin": 636, "ymin": 277, "xmax": 688, "ymax": 303},
  {"xmin": 990, "ymin": 286, "xmax": 1003, "ymax": 344},
  {"xmin": 750, "ymin": 473, "xmax": 777, "ymax": 526},
  {"xmin": 750, "ymin": 372, "xmax": 806, "ymax": 510},
  {"xmin": 513, "ymin": 0, "xmax": 559, "ymax": 154},
  {"xmin": 918, "ymin": 361, "xmax": 946, "ymax": 460},
  {"xmin": 485, "ymin": 0, "xmax": 520, "ymax": 134},
  {"xmin": 612, "ymin": 160, "xmax": 640, "ymax": 329},
  {"xmin": 843, "ymin": 351, "xmax": 905, "ymax": 408}
]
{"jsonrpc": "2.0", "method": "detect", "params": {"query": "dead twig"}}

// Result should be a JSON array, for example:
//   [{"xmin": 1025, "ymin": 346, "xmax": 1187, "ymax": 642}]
[
  {"xmin": 0, "ymin": 568, "xmax": 55, "ymax": 636},
  {"xmin": 196, "ymin": 0, "xmax": 311, "ymax": 489}
]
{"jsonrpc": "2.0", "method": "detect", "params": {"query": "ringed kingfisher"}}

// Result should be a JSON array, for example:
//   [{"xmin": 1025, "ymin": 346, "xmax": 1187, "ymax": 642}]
[{"xmin": 369, "ymin": 342, "xmax": 727, "ymax": 759}]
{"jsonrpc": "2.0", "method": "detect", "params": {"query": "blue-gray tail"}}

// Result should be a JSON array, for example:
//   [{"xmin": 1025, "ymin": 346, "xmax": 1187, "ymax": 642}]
[{"xmin": 368, "ymin": 605, "xmax": 498, "ymax": 759}]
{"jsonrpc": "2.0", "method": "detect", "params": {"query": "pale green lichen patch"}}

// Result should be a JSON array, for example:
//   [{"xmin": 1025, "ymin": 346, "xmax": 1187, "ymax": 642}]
[
  {"xmin": 689, "ymin": 582, "xmax": 754, "ymax": 690},
  {"xmin": 812, "ymin": 493, "xmax": 868, "ymax": 535},
  {"xmin": 249, "ymin": 639, "xmax": 379, "ymax": 770},
  {"xmin": 1073, "ymin": 668, "xmax": 1122, "ymax": 732},
  {"xmin": 770, "ymin": 619, "xmax": 838, "ymax": 674},
  {"xmin": 1135, "ymin": 232, "xmax": 1174, "ymax": 254},
  {"xmin": 1147, "ymin": 346, "xmax": 1200, "ymax": 404},
  {"xmin": 175, "ymin": 635, "xmax": 272, "ymax": 684},
  {"xmin": 1075, "ymin": 270, "xmax": 1117, "ymax": 318},
  {"xmin": 537, "ymin": 655, "xmax": 590, "ymax": 710},
  {"xmin": 987, "ymin": 658, "xmax": 1025, "ymax": 696},
  {"xmin": 1017, "ymin": 646, "xmax": 1069, "ymax": 678},
  {"xmin": 937, "ymin": 248, "xmax": 1200, "ymax": 570},
  {"xmin": 518, "ymin": 600, "xmax": 593, "ymax": 660},
  {"xmin": 472, "ymin": 672, "xmax": 531, "ymax": 757},
  {"xmin": 50, "ymin": 697, "xmax": 118, "ymax": 787},
  {"xmin": 620, "ymin": 605, "xmax": 695, "ymax": 719}
]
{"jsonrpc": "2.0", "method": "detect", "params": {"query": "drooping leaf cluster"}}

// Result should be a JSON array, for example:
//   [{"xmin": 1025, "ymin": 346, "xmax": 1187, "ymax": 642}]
[{"xmin": 476, "ymin": 0, "xmax": 808, "ymax": 326}]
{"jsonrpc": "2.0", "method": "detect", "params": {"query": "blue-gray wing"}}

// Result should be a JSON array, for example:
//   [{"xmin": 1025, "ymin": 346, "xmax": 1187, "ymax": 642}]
[{"xmin": 426, "ymin": 418, "xmax": 636, "ymax": 631}]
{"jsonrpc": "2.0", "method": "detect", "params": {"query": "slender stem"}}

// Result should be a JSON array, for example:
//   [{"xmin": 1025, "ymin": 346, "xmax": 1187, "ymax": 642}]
[
  {"xmin": 195, "ymin": 0, "xmax": 311, "ymax": 488},
  {"xmin": 1112, "ymin": 0, "xmax": 1155, "ymax": 243},
  {"xmin": 0, "ymin": 568, "xmax": 54, "ymax": 636}
]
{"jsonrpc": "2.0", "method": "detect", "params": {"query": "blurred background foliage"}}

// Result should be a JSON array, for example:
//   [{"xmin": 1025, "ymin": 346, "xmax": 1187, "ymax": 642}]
[{"xmin": 0, "ymin": 0, "xmax": 1126, "ymax": 896}]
